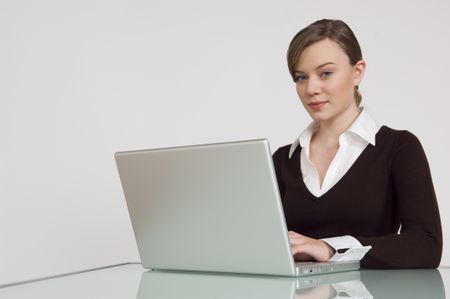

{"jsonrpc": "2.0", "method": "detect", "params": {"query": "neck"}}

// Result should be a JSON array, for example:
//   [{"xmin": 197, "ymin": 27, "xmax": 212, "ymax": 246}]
[{"xmin": 315, "ymin": 105, "xmax": 361, "ymax": 143}]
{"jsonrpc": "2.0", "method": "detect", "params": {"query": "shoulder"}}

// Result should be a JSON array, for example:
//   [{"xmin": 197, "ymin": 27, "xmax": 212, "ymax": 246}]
[
  {"xmin": 273, "ymin": 144, "xmax": 297, "ymax": 160},
  {"xmin": 377, "ymin": 126, "xmax": 423, "ymax": 149},
  {"xmin": 378, "ymin": 126, "xmax": 429, "ymax": 169}
]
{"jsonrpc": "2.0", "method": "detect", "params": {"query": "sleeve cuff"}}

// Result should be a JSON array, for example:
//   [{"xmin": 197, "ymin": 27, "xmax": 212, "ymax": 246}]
[{"xmin": 321, "ymin": 235, "xmax": 363, "ymax": 251}]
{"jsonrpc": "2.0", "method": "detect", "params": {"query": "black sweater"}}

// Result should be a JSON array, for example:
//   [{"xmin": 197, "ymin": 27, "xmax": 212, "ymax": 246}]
[{"xmin": 272, "ymin": 126, "xmax": 442, "ymax": 268}]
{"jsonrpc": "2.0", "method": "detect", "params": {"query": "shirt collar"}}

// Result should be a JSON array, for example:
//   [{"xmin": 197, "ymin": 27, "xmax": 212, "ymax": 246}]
[
  {"xmin": 346, "ymin": 108, "xmax": 379, "ymax": 146},
  {"xmin": 288, "ymin": 122, "xmax": 318, "ymax": 159},
  {"xmin": 288, "ymin": 107, "xmax": 379, "ymax": 159}
]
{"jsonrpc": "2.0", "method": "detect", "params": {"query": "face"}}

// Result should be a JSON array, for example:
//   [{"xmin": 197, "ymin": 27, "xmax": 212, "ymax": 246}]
[{"xmin": 293, "ymin": 38, "xmax": 365, "ymax": 125}]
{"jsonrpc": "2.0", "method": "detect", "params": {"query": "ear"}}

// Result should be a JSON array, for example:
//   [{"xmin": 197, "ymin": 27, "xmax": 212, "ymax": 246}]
[{"xmin": 353, "ymin": 59, "xmax": 366, "ymax": 86}]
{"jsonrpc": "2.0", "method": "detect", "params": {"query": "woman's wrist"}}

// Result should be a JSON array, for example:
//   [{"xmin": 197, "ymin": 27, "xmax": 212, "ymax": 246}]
[{"xmin": 321, "ymin": 240, "xmax": 336, "ymax": 260}]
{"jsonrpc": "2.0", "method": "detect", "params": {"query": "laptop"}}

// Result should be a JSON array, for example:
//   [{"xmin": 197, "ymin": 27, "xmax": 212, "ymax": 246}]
[{"xmin": 115, "ymin": 139, "xmax": 359, "ymax": 276}]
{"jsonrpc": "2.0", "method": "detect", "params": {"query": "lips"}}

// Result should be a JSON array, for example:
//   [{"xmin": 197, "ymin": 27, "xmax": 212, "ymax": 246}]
[{"xmin": 308, "ymin": 101, "xmax": 328, "ymax": 110}]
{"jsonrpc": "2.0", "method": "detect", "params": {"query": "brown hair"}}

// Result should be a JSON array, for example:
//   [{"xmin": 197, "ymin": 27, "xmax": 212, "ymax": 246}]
[{"xmin": 287, "ymin": 19, "xmax": 363, "ymax": 106}]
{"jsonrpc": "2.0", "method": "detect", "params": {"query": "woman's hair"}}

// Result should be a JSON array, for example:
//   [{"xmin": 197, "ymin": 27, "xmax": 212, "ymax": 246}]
[{"xmin": 287, "ymin": 19, "xmax": 363, "ymax": 106}]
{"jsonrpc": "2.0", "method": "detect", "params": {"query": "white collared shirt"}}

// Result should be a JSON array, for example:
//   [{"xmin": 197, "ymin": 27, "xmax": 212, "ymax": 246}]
[
  {"xmin": 288, "ymin": 108, "xmax": 381, "ymax": 254},
  {"xmin": 289, "ymin": 108, "xmax": 381, "ymax": 197}
]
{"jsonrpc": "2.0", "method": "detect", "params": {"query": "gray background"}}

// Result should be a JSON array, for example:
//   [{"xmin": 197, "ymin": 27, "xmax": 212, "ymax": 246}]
[{"xmin": 1, "ymin": 0, "xmax": 449, "ymax": 285}]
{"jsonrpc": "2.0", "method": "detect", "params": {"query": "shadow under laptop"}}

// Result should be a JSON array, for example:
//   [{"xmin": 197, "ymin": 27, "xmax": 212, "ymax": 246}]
[{"xmin": 136, "ymin": 268, "xmax": 445, "ymax": 299}]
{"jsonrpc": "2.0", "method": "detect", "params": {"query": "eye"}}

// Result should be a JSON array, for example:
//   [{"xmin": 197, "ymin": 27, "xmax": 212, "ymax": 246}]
[
  {"xmin": 294, "ymin": 75, "xmax": 307, "ymax": 83},
  {"xmin": 320, "ymin": 70, "xmax": 333, "ymax": 78}
]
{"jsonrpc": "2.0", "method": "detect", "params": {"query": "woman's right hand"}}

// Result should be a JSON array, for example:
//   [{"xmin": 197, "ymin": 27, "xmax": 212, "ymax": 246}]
[{"xmin": 288, "ymin": 231, "xmax": 335, "ymax": 262}]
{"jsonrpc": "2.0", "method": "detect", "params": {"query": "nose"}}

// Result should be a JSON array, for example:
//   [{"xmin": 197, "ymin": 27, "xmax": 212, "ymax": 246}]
[{"xmin": 305, "ymin": 76, "xmax": 321, "ymax": 96}]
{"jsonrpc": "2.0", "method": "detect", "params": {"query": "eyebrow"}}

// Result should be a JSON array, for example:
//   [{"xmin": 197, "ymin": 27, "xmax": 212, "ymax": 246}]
[{"xmin": 294, "ymin": 62, "xmax": 336, "ymax": 74}]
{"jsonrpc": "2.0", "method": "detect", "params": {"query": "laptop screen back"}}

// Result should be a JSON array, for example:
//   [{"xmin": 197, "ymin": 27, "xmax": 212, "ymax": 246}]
[{"xmin": 115, "ymin": 139, "xmax": 296, "ymax": 276}]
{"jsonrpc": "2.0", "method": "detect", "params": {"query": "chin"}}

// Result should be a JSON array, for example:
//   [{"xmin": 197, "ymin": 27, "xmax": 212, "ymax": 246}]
[{"xmin": 308, "ymin": 111, "xmax": 332, "ymax": 123}]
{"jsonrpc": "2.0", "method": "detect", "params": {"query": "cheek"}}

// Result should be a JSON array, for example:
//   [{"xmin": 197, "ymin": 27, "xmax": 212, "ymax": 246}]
[
  {"xmin": 328, "ymin": 74, "xmax": 354, "ymax": 97},
  {"xmin": 295, "ymin": 85, "xmax": 307, "ymax": 102}
]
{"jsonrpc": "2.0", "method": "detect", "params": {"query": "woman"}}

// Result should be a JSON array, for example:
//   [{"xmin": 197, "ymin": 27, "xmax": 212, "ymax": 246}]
[{"xmin": 273, "ymin": 19, "xmax": 442, "ymax": 268}]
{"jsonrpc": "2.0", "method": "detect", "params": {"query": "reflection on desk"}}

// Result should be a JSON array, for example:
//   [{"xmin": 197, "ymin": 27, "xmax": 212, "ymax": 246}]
[
  {"xmin": 137, "ymin": 268, "xmax": 445, "ymax": 299},
  {"xmin": 137, "ymin": 270, "xmax": 371, "ymax": 299},
  {"xmin": 0, "ymin": 264, "xmax": 446, "ymax": 299},
  {"xmin": 295, "ymin": 273, "xmax": 371, "ymax": 299},
  {"xmin": 360, "ymin": 269, "xmax": 445, "ymax": 298}
]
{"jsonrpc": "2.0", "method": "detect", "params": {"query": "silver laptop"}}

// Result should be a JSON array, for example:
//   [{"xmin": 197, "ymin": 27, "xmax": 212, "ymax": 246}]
[{"xmin": 115, "ymin": 139, "xmax": 359, "ymax": 276}]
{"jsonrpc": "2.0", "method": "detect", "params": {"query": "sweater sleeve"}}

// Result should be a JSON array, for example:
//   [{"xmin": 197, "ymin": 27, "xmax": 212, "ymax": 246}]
[{"xmin": 355, "ymin": 131, "xmax": 442, "ymax": 268}]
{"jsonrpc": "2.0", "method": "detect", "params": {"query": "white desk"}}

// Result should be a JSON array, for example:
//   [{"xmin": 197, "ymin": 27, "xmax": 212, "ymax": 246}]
[{"xmin": 0, "ymin": 263, "xmax": 447, "ymax": 298}]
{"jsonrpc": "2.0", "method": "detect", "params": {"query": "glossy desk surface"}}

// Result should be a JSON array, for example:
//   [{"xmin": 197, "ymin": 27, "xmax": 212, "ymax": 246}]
[{"xmin": 0, "ymin": 263, "xmax": 448, "ymax": 298}]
